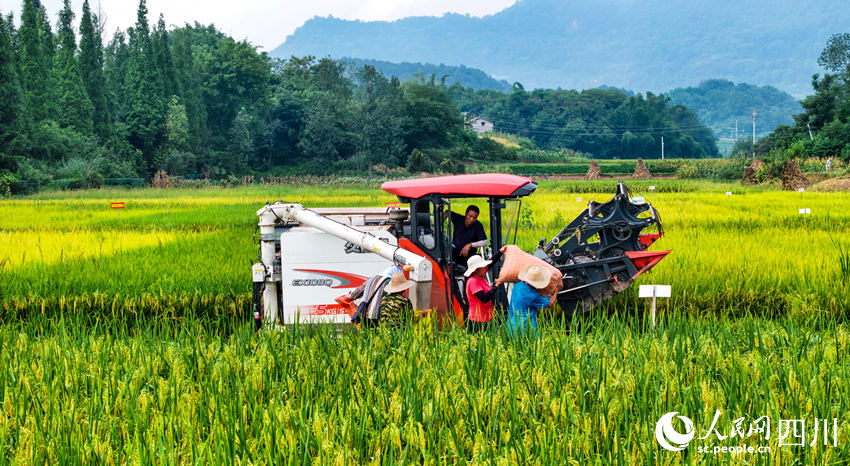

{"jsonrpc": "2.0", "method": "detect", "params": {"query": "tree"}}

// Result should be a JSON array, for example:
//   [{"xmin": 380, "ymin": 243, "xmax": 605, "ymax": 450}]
[
  {"xmin": 818, "ymin": 33, "xmax": 850, "ymax": 75},
  {"xmin": 18, "ymin": 0, "xmax": 54, "ymax": 120},
  {"xmin": 122, "ymin": 0, "xmax": 166, "ymax": 172},
  {"xmin": 79, "ymin": 0, "xmax": 111, "ymax": 139},
  {"xmin": 53, "ymin": 0, "xmax": 94, "ymax": 133},
  {"xmin": 152, "ymin": 14, "xmax": 178, "ymax": 98},
  {"xmin": 354, "ymin": 66, "xmax": 408, "ymax": 168},
  {"xmin": 196, "ymin": 34, "xmax": 270, "ymax": 141},
  {"xmin": 170, "ymin": 27, "xmax": 207, "ymax": 148},
  {"xmin": 403, "ymin": 81, "xmax": 464, "ymax": 150},
  {"xmin": 0, "ymin": 13, "xmax": 24, "ymax": 161}
]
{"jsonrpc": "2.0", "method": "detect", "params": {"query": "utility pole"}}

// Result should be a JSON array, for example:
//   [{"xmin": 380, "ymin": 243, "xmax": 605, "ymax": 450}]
[
  {"xmin": 661, "ymin": 136, "xmax": 665, "ymax": 160},
  {"xmin": 751, "ymin": 109, "xmax": 757, "ymax": 158}
]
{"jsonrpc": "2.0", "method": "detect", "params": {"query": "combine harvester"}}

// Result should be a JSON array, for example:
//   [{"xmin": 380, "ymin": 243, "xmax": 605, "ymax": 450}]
[{"xmin": 252, "ymin": 174, "xmax": 669, "ymax": 328}]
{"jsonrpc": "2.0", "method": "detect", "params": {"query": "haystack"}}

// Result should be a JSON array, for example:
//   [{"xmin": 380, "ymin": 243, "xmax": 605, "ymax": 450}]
[
  {"xmin": 741, "ymin": 159, "xmax": 764, "ymax": 184},
  {"xmin": 632, "ymin": 158, "xmax": 651, "ymax": 179},
  {"xmin": 586, "ymin": 160, "xmax": 601, "ymax": 180},
  {"xmin": 781, "ymin": 159, "xmax": 811, "ymax": 190}
]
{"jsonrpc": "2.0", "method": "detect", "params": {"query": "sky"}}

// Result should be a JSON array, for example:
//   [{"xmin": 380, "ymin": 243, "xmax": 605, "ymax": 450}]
[{"xmin": 2, "ymin": 0, "xmax": 518, "ymax": 51}]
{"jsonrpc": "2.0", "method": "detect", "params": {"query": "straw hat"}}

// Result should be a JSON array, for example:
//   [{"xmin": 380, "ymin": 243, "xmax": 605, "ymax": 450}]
[
  {"xmin": 463, "ymin": 255, "xmax": 492, "ymax": 277},
  {"xmin": 384, "ymin": 272, "xmax": 416, "ymax": 293},
  {"xmin": 518, "ymin": 264, "xmax": 552, "ymax": 290}
]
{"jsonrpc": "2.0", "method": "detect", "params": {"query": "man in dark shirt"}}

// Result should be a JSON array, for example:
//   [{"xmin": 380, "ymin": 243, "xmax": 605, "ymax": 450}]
[{"xmin": 450, "ymin": 205, "xmax": 487, "ymax": 266}]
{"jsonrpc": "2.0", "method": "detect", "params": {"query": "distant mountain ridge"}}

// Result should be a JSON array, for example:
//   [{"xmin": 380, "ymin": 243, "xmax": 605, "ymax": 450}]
[
  {"xmin": 341, "ymin": 58, "xmax": 511, "ymax": 91},
  {"xmin": 272, "ymin": 0, "xmax": 850, "ymax": 97}
]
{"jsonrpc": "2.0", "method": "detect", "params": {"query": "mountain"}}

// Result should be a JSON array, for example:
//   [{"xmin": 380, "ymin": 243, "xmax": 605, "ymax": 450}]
[
  {"xmin": 667, "ymin": 80, "xmax": 802, "ymax": 139},
  {"xmin": 272, "ymin": 0, "xmax": 850, "ymax": 97},
  {"xmin": 341, "ymin": 58, "xmax": 511, "ymax": 91}
]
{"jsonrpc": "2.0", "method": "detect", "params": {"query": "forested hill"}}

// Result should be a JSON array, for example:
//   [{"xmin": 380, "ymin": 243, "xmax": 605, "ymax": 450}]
[
  {"xmin": 342, "ymin": 58, "xmax": 511, "ymax": 92},
  {"xmin": 272, "ymin": 0, "xmax": 850, "ymax": 97},
  {"xmin": 667, "ymin": 80, "xmax": 803, "ymax": 139}
]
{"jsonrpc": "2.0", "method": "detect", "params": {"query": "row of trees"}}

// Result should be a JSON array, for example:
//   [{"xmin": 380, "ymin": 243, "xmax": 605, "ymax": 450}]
[
  {"xmin": 750, "ymin": 33, "xmax": 850, "ymax": 162},
  {"xmin": 0, "ymin": 0, "xmax": 471, "ymax": 186},
  {"xmin": 448, "ymin": 85, "xmax": 719, "ymax": 158}
]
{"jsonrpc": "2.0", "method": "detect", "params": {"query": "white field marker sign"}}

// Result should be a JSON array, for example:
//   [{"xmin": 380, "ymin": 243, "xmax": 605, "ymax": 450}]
[
  {"xmin": 726, "ymin": 191, "xmax": 732, "ymax": 196},
  {"xmin": 798, "ymin": 187, "xmax": 805, "ymax": 200},
  {"xmin": 799, "ymin": 207, "xmax": 811, "ymax": 228},
  {"xmin": 639, "ymin": 284, "xmax": 671, "ymax": 327},
  {"xmin": 576, "ymin": 197, "xmax": 582, "ymax": 202},
  {"xmin": 649, "ymin": 185, "xmax": 655, "ymax": 202}
]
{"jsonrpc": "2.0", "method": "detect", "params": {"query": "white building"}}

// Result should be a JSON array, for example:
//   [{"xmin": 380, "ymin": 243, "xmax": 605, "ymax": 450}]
[{"xmin": 469, "ymin": 116, "xmax": 494, "ymax": 134}]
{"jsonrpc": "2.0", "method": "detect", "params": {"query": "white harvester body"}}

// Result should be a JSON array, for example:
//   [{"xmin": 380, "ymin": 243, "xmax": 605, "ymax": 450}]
[{"xmin": 254, "ymin": 203, "xmax": 430, "ymax": 327}]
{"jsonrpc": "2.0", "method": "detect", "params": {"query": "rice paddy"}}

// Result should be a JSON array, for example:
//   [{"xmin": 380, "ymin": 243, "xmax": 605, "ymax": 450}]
[{"xmin": 0, "ymin": 180, "xmax": 848, "ymax": 463}]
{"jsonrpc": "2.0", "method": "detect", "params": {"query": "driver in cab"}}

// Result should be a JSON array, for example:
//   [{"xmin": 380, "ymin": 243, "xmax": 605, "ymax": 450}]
[{"xmin": 451, "ymin": 205, "xmax": 487, "ymax": 267}]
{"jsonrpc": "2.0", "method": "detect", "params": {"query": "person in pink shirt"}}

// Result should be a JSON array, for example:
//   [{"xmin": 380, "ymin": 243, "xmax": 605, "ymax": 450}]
[{"xmin": 464, "ymin": 254, "xmax": 502, "ymax": 333}]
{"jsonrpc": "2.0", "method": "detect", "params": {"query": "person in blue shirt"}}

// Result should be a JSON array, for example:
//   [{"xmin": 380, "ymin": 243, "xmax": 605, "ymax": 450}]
[{"xmin": 508, "ymin": 264, "xmax": 553, "ymax": 337}]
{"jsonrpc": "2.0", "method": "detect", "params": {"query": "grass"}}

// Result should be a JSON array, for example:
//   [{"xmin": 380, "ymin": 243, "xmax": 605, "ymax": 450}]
[
  {"xmin": 1, "ymin": 312, "xmax": 848, "ymax": 463},
  {"xmin": 1, "ymin": 179, "xmax": 849, "ymax": 463}
]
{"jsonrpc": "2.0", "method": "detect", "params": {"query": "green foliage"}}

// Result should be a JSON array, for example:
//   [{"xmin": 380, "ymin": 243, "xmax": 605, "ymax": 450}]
[
  {"xmin": 0, "ymin": 172, "xmax": 14, "ymax": 197},
  {"xmin": 675, "ymin": 158, "xmax": 748, "ymax": 180},
  {"xmin": 0, "ymin": 13, "xmax": 23, "ymax": 155},
  {"xmin": 56, "ymin": 156, "xmax": 105, "ymax": 189},
  {"xmin": 78, "ymin": 0, "xmax": 111, "ymax": 140},
  {"xmin": 818, "ymin": 33, "xmax": 850, "ymax": 74},
  {"xmin": 756, "ymin": 36, "xmax": 850, "ymax": 164},
  {"xmin": 439, "ymin": 157, "xmax": 465, "ymax": 174},
  {"xmin": 667, "ymin": 79, "xmax": 801, "ymax": 139},
  {"xmin": 53, "ymin": 0, "xmax": 94, "ymax": 133},
  {"xmin": 406, "ymin": 149, "xmax": 436, "ymax": 173},
  {"xmin": 18, "ymin": 0, "xmax": 54, "ymax": 121},
  {"xmin": 451, "ymin": 87, "xmax": 717, "ymax": 158}
]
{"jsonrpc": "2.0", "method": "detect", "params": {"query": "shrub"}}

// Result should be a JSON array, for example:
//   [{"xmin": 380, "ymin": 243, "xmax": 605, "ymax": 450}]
[{"xmin": 407, "ymin": 149, "xmax": 437, "ymax": 173}]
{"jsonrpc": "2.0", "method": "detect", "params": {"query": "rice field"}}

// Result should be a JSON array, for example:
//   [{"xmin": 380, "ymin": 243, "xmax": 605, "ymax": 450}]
[{"xmin": 1, "ymin": 180, "xmax": 849, "ymax": 463}]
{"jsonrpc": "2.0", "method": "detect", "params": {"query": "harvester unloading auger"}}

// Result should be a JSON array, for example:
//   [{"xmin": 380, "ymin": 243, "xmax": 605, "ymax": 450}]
[{"xmin": 252, "ymin": 174, "xmax": 669, "ymax": 328}]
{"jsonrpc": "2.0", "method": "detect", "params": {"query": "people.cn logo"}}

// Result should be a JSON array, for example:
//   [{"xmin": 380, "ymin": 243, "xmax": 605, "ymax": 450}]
[{"xmin": 655, "ymin": 412, "xmax": 696, "ymax": 451}]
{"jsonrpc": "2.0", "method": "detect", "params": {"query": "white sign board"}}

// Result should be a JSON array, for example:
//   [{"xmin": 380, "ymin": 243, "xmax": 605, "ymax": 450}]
[
  {"xmin": 725, "ymin": 192, "xmax": 732, "ymax": 196},
  {"xmin": 649, "ymin": 186, "xmax": 656, "ymax": 190},
  {"xmin": 630, "ymin": 196, "xmax": 646, "ymax": 204},
  {"xmin": 799, "ymin": 208, "xmax": 811, "ymax": 214},
  {"xmin": 798, "ymin": 188, "xmax": 805, "ymax": 193},
  {"xmin": 639, "ymin": 284, "xmax": 672, "ymax": 298},
  {"xmin": 576, "ymin": 197, "xmax": 582, "ymax": 202}
]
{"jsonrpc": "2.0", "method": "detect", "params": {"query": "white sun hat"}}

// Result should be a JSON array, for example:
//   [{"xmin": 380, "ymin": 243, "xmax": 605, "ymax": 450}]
[
  {"xmin": 463, "ymin": 254, "xmax": 492, "ymax": 277},
  {"xmin": 384, "ymin": 271, "xmax": 416, "ymax": 293},
  {"xmin": 517, "ymin": 264, "xmax": 552, "ymax": 290}
]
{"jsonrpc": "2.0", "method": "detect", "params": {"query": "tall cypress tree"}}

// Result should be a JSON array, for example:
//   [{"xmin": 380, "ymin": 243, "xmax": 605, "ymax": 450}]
[
  {"xmin": 152, "ymin": 14, "xmax": 178, "ymax": 98},
  {"xmin": 79, "ymin": 0, "xmax": 110, "ymax": 139},
  {"xmin": 104, "ymin": 30, "xmax": 129, "ymax": 121},
  {"xmin": 171, "ymin": 28, "xmax": 207, "ymax": 148},
  {"xmin": 123, "ymin": 0, "xmax": 165, "ymax": 172},
  {"xmin": 54, "ymin": 0, "xmax": 94, "ymax": 133},
  {"xmin": 18, "ymin": 0, "xmax": 52, "ymax": 120},
  {"xmin": 0, "ymin": 13, "xmax": 24, "ymax": 158}
]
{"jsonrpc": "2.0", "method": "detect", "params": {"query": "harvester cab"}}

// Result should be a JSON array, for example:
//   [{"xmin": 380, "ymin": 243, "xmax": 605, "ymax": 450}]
[{"xmin": 252, "ymin": 174, "xmax": 669, "ymax": 329}]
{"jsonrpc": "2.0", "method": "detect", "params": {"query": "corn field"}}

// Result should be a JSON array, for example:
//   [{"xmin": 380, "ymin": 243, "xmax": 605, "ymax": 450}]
[{"xmin": 1, "ymin": 180, "xmax": 849, "ymax": 463}]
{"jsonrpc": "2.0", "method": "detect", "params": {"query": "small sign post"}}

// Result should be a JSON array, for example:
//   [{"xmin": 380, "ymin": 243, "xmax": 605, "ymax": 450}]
[
  {"xmin": 576, "ymin": 197, "xmax": 582, "ymax": 202},
  {"xmin": 725, "ymin": 191, "xmax": 732, "ymax": 197},
  {"xmin": 798, "ymin": 187, "xmax": 804, "ymax": 200},
  {"xmin": 639, "ymin": 284, "xmax": 671, "ymax": 327},
  {"xmin": 799, "ymin": 208, "xmax": 811, "ymax": 228},
  {"xmin": 111, "ymin": 201, "xmax": 125, "ymax": 219},
  {"xmin": 649, "ymin": 185, "xmax": 656, "ymax": 203}
]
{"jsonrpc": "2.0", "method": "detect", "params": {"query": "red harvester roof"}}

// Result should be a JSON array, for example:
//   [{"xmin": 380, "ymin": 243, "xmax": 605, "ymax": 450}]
[{"xmin": 381, "ymin": 174, "xmax": 535, "ymax": 199}]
